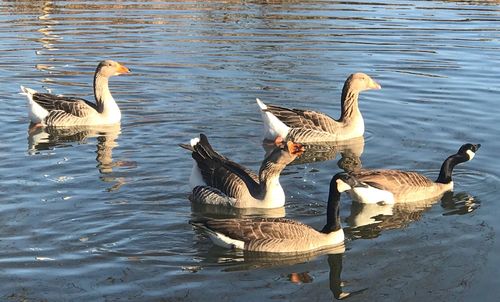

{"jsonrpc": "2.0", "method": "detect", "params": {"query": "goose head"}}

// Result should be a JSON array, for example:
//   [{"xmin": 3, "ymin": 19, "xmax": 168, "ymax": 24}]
[
  {"xmin": 457, "ymin": 143, "xmax": 481, "ymax": 161},
  {"xmin": 96, "ymin": 60, "xmax": 130, "ymax": 78},
  {"xmin": 345, "ymin": 72, "xmax": 381, "ymax": 92},
  {"xmin": 266, "ymin": 141, "xmax": 304, "ymax": 166}
]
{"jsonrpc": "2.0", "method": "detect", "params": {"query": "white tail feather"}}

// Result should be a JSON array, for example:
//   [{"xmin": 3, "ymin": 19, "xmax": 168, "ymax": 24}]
[
  {"xmin": 255, "ymin": 98, "xmax": 290, "ymax": 140},
  {"xmin": 21, "ymin": 86, "xmax": 48, "ymax": 124},
  {"xmin": 190, "ymin": 137, "xmax": 200, "ymax": 147}
]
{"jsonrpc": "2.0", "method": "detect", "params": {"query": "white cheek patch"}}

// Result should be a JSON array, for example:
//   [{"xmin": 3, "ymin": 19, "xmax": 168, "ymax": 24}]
[
  {"xmin": 336, "ymin": 179, "xmax": 352, "ymax": 192},
  {"xmin": 466, "ymin": 149, "xmax": 475, "ymax": 160}
]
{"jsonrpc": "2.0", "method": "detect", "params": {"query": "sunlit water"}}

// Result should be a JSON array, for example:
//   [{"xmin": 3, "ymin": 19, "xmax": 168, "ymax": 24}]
[{"xmin": 0, "ymin": 0, "xmax": 499, "ymax": 301}]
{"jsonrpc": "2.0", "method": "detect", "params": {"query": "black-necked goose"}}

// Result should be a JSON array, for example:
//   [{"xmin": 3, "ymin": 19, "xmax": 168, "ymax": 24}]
[
  {"xmin": 256, "ymin": 72, "xmax": 380, "ymax": 144},
  {"xmin": 189, "ymin": 173, "xmax": 348, "ymax": 253},
  {"xmin": 336, "ymin": 143, "xmax": 481, "ymax": 204},
  {"xmin": 180, "ymin": 134, "xmax": 304, "ymax": 209},
  {"xmin": 21, "ymin": 60, "xmax": 130, "ymax": 127}
]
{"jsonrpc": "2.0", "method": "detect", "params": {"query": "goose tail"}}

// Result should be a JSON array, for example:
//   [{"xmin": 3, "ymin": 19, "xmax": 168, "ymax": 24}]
[
  {"xmin": 20, "ymin": 86, "xmax": 48, "ymax": 124},
  {"xmin": 255, "ymin": 98, "xmax": 290, "ymax": 140}
]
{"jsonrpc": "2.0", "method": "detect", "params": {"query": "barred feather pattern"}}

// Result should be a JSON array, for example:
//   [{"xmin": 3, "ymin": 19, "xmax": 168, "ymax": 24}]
[
  {"xmin": 189, "ymin": 186, "xmax": 236, "ymax": 206},
  {"xmin": 351, "ymin": 169, "xmax": 451, "ymax": 202},
  {"xmin": 196, "ymin": 218, "xmax": 343, "ymax": 252}
]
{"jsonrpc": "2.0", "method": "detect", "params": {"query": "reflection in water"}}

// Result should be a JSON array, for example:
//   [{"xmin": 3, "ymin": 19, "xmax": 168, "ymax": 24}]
[
  {"xmin": 27, "ymin": 124, "xmax": 133, "ymax": 190},
  {"xmin": 346, "ymin": 191, "xmax": 480, "ymax": 239},
  {"xmin": 191, "ymin": 203, "xmax": 286, "ymax": 219},
  {"xmin": 212, "ymin": 244, "xmax": 346, "ymax": 271},
  {"xmin": 263, "ymin": 136, "xmax": 364, "ymax": 172}
]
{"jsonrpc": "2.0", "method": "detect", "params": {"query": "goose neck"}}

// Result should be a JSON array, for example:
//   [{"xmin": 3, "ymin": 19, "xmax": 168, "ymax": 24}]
[
  {"xmin": 436, "ymin": 153, "xmax": 469, "ymax": 184},
  {"xmin": 321, "ymin": 175, "xmax": 342, "ymax": 234},
  {"xmin": 339, "ymin": 86, "xmax": 361, "ymax": 122}
]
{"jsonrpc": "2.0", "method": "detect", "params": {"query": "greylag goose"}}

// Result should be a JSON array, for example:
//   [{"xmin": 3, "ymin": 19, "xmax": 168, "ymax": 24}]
[
  {"xmin": 336, "ymin": 143, "xmax": 480, "ymax": 204},
  {"xmin": 21, "ymin": 60, "xmax": 130, "ymax": 127},
  {"xmin": 180, "ymin": 134, "xmax": 304, "ymax": 209},
  {"xmin": 256, "ymin": 72, "xmax": 380, "ymax": 144},
  {"xmin": 189, "ymin": 173, "xmax": 348, "ymax": 253}
]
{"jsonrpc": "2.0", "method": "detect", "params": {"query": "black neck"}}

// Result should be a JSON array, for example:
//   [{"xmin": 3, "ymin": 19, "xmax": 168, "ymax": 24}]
[
  {"xmin": 321, "ymin": 175, "xmax": 342, "ymax": 233},
  {"xmin": 436, "ymin": 153, "xmax": 469, "ymax": 184}
]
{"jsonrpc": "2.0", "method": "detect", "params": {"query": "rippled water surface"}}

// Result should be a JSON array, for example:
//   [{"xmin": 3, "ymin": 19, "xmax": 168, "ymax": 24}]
[{"xmin": 1, "ymin": 0, "xmax": 499, "ymax": 301}]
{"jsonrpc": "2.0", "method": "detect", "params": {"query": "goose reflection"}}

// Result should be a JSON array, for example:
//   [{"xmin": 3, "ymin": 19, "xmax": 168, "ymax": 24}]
[
  {"xmin": 346, "ymin": 191, "xmax": 480, "ymax": 239},
  {"xmin": 263, "ymin": 136, "xmax": 364, "ymax": 172},
  {"xmin": 195, "ymin": 244, "xmax": 364, "ymax": 300},
  {"xmin": 190, "ymin": 203, "xmax": 286, "ymax": 219},
  {"xmin": 27, "ymin": 124, "xmax": 132, "ymax": 176}
]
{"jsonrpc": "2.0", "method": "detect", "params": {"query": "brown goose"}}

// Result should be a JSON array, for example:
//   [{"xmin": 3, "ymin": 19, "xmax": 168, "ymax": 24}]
[
  {"xmin": 256, "ymin": 72, "xmax": 380, "ymax": 144},
  {"xmin": 180, "ymin": 134, "xmax": 304, "ymax": 209},
  {"xmin": 21, "ymin": 60, "xmax": 130, "ymax": 127},
  {"xmin": 336, "ymin": 143, "xmax": 481, "ymax": 204},
  {"xmin": 189, "ymin": 173, "xmax": 348, "ymax": 253}
]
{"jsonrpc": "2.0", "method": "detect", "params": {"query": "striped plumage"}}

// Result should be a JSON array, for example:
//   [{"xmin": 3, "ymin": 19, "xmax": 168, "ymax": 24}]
[
  {"xmin": 21, "ymin": 60, "xmax": 130, "ymax": 127},
  {"xmin": 180, "ymin": 134, "xmax": 304, "ymax": 209},
  {"xmin": 337, "ymin": 143, "xmax": 481, "ymax": 204},
  {"xmin": 190, "ymin": 174, "xmax": 347, "ymax": 253},
  {"xmin": 257, "ymin": 73, "xmax": 381, "ymax": 143}
]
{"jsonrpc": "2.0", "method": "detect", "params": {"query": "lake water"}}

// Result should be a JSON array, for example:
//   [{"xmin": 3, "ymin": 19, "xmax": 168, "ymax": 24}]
[{"xmin": 1, "ymin": 0, "xmax": 499, "ymax": 301}]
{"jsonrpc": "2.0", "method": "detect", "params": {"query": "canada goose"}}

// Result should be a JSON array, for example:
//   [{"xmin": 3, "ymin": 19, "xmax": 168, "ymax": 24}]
[
  {"xmin": 180, "ymin": 134, "xmax": 304, "ymax": 209},
  {"xmin": 336, "ymin": 143, "xmax": 481, "ymax": 204},
  {"xmin": 256, "ymin": 72, "xmax": 381, "ymax": 144},
  {"xmin": 21, "ymin": 60, "xmax": 130, "ymax": 127},
  {"xmin": 189, "ymin": 173, "xmax": 348, "ymax": 253}
]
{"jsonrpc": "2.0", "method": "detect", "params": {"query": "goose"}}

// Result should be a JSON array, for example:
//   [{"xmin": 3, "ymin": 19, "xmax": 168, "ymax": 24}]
[
  {"xmin": 180, "ymin": 134, "xmax": 304, "ymax": 209},
  {"xmin": 21, "ymin": 60, "xmax": 130, "ymax": 127},
  {"xmin": 256, "ymin": 72, "xmax": 381, "ymax": 144},
  {"xmin": 189, "ymin": 173, "xmax": 348, "ymax": 253},
  {"xmin": 336, "ymin": 143, "xmax": 481, "ymax": 204}
]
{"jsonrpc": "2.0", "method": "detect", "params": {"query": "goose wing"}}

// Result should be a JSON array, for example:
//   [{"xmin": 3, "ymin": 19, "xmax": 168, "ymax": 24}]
[
  {"xmin": 197, "ymin": 218, "xmax": 318, "ymax": 241},
  {"xmin": 353, "ymin": 169, "xmax": 435, "ymax": 191},
  {"xmin": 264, "ymin": 104, "xmax": 341, "ymax": 133},
  {"xmin": 32, "ymin": 92, "xmax": 98, "ymax": 117},
  {"xmin": 186, "ymin": 134, "xmax": 260, "ymax": 197}
]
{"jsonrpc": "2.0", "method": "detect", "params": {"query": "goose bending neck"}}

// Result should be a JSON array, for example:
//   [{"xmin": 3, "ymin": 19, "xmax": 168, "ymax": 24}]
[
  {"xmin": 255, "ymin": 160, "xmax": 287, "ymax": 198},
  {"xmin": 436, "ymin": 153, "xmax": 469, "ymax": 184},
  {"xmin": 94, "ymin": 73, "xmax": 120, "ymax": 120},
  {"xmin": 321, "ymin": 175, "xmax": 342, "ymax": 234},
  {"xmin": 339, "ymin": 82, "xmax": 361, "ymax": 122}
]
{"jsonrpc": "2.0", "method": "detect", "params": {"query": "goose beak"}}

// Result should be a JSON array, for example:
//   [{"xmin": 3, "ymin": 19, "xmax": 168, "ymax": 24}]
[
  {"xmin": 287, "ymin": 141, "xmax": 305, "ymax": 156},
  {"xmin": 474, "ymin": 143, "xmax": 481, "ymax": 151},
  {"xmin": 116, "ymin": 63, "xmax": 131, "ymax": 75},
  {"xmin": 369, "ymin": 78, "xmax": 381, "ymax": 90}
]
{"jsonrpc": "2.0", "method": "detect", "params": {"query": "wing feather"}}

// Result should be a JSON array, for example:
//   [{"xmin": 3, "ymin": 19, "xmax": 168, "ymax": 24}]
[
  {"xmin": 264, "ymin": 104, "xmax": 341, "ymax": 133},
  {"xmin": 353, "ymin": 170, "xmax": 434, "ymax": 192},
  {"xmin": 32, "ymin": 93, "xmax": 98, "ymax": 118}
]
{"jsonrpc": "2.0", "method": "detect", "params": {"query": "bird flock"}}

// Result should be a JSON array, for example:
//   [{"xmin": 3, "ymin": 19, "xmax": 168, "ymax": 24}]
[{"xmin": 21, "ymin": 60, "xmax": 480, "ymax": 254}]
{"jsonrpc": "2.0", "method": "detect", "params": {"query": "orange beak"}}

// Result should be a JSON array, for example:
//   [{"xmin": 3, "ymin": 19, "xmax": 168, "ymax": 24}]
[
  {"xmin": 287, "ymin": 141, "xmax": 305, "ymax": 156},
  {"xmin": 117, "ymin": 63, "xmax": 130, "ymax": 75}
]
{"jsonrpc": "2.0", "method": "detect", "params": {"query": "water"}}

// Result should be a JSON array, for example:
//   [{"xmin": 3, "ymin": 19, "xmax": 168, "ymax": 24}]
[{"xmin": 0, "ymin": 0, "xmax": 499, "ymax": 301}]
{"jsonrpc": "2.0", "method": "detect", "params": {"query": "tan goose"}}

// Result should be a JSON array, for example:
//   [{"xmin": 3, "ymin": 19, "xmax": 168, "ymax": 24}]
[
  {"xmin": 180, "ymin": 134, "xmax": 304, "ymax": 209},
  {"xmin": 21, "ymin": 60, "xmax": 130, "ymax": 127},
  {"xmin": 189, "ymin": 173, "xmax": 348, "ymax": 253},
  {"xmin": 256, "ymin": 72, "xmax": 381, "ymax": 144},
  {"xmin": 336, "ymin": 143, "xmax": 481, "ymax": 204}
]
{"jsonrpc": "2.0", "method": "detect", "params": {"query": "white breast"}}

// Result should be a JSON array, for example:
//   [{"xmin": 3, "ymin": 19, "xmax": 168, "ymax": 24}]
[{"xmin": 349, "ymin": 186, "xmax": 395, "ymax": 204}]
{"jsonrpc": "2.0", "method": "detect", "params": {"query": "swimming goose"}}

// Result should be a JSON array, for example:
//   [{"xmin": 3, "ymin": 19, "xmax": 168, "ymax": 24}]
[
  {"xmin": 189, "ymin": 173, "xmax": 348, "ymax": 253},
  {"xmin": 256, "ymin": 72, "xmax": 381, "ymax": 144},
  {"xmin": 180, "ymin": 134, "xmax": 304, "ymax": 209},
  {"xmin": 336, "ymin": 143, "xmax": 481, "ymax": 204},
  {"xmin": 21, "ymin": 60, "xmax": 130, "ymax": 127}
]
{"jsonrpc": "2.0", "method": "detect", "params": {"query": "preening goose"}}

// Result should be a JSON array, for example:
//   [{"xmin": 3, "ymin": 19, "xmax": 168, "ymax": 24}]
[
  {"xmin": 180, "ymin": 134, "xmax": 304, "ymax": 209},
  {"xmin": 189, "ymin": 174, "xmax": 348, "ymax": 253},
  {"xmin": 336, "ymin": 143, "xmax": 481, "ymax": 204},
  {"xmin": 256, "ymin": 72, "xmax": 380, "ymax": 144},
  {"xmin": 21, "ymin": 60, "xmax": 130, "ymax": 127}
]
